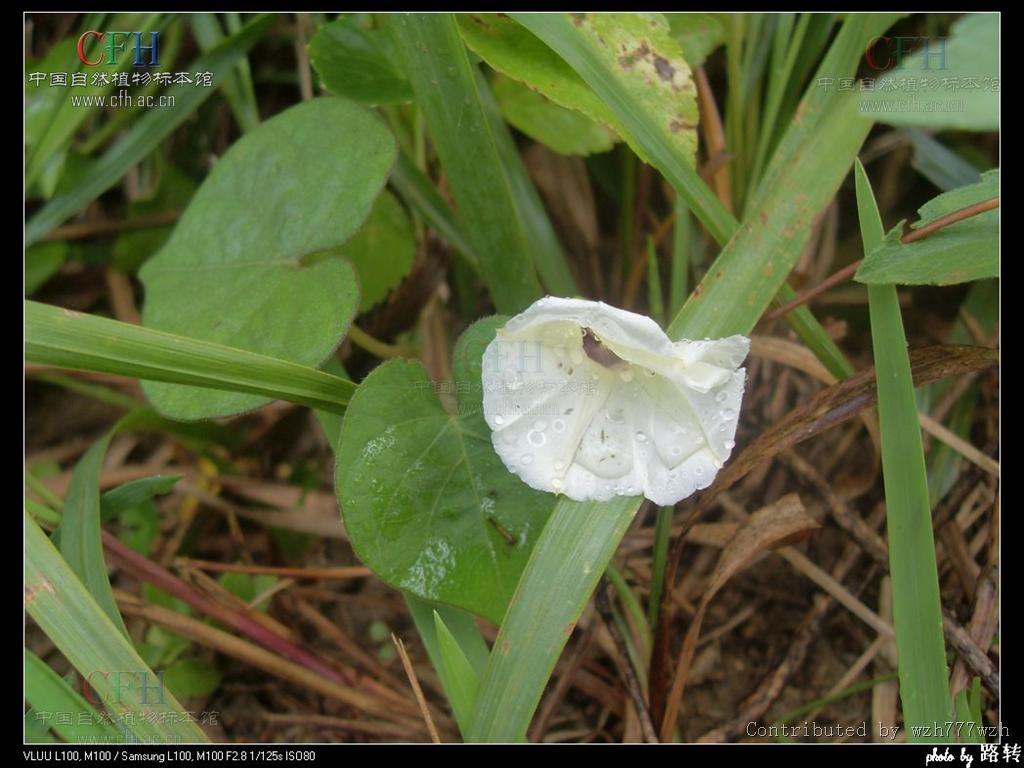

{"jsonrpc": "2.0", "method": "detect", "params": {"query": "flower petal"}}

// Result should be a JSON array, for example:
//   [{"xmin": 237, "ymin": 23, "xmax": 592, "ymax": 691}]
[{"xmin": 482, "ymin": 297, "xmax": 748, "ymax": 506}]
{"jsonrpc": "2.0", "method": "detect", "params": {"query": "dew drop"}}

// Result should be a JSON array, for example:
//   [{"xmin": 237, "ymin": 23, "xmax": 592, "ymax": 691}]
[
  {"xmin": 534, "ymin": 419, "xmax": 548, "ymax": 432},
  {"xmin": 619, "ymin": 368, "xmax": 635, "ymax": 383},
  {"xmin": 635, "ymin": 431, "xmax": 648, "ymax": 443},
  {"xmin": 527, "ymin": 430, "xmax": 546, "ymax": 447},
  {"xmin": 521, "ymin": 453, "xmax": 534, "ymax": 465},
  {"xmin": 494, "ymin": 415, "xmax": 504, "ymax": 425},
  {"xmin": 722, "ymin": 408, "xmax": 736, "ymax": 421},
  {"xmin": 607, "ymin": 408, "xmax": 625, "ymax": 424},
  {"xmin": 694, "ymin": 466, "xmax": 704, "ymax": 477},
  {"xmin": 551, "ymin": 478, "xmax": 563, "ymax": 491},
  {"xmin": 715, "ymin": 390, "xmax": 728, "ymax": 404},
  {"xmin": 552, "ymin": 419, "xmax": 566, "ymax": 433},
  {"xmin": 724, "ymin": 439, "xmax": 736, "ymax": 451}
]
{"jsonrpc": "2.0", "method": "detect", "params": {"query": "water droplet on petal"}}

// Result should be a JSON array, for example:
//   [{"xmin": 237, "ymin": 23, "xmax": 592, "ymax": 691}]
[
  {"xmin": 635, "ymin": 431, "xmax": 648, "ymax": 443},
  {"xmin": 607, "ymin": 408, "xmax": 625, "ymax": 424},
  {"xmin": 494, "ymin": 415, "xmax": 504, "ymax": 425},
  {"xmin": 527, "ymin": 430, "xmax": 546, "ymax": 447},
  {"xmin": 619, "ymin": 368, "xmax": 635, "ymax": 383},
  {"xmin": 715, "ymin": 390, "xmax": 728, "ymax": 404},
  {"xmin": 533, "ymin": 419, "xmax": 548, "ymax": 432},
  {"xmin": 552, "ymin": 419, "xmax": 566, "ymax": 433},
  {"xmin": 724, "ymin": 439, "xmax": 736, "ymax": 450},
  {"xmin": 521, "ymin": 453, "xmax": 534, "ymax": 465},
  {"xmin": 722, "ymin": 408, "xmax": 736, "ymax": 420},
  {"xmin": 694, "ymin": 466, "xmax": 704, "ymax": 476},
  {"xmin": 551, "ymin": 478, "xmax": 563, "ymax": 491}
]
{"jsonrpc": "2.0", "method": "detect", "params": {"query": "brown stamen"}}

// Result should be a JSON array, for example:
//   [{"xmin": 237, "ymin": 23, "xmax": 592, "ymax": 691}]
[{"xmin": 582, "ymin": 327, "xmax": 626, "ymax": 368}]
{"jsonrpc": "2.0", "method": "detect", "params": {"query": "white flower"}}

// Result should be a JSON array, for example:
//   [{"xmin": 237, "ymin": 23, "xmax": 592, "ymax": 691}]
[{"xmin": 481, "ymin": 296, "xmax": 749, "ymax": 506}]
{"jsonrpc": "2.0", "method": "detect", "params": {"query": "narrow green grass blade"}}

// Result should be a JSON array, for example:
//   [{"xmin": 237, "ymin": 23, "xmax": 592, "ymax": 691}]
[
  {"xmin": 190, "ymin": 14, "xmax": 260, "ymax": 133},
  {"xmin": 390, "ymin": 14, "xmax": 543, "ymax": 313},
  {"xmin": 476, "ymin": 69, "xmax": 578, "ymax": 297},
  {"xmin": 26, "ymin": 14, "xmax": 273, "ymax": 246},
  {"xmin": 25, "ymin": 649, "xmax": 122, "ymax": 744},
  {"xmin": 668, "ymin": 198, "xmax": 691, "ymax": 320},
  {"xmin": 25, "ymin": 513, "xmax": 209, "ymax": 743},
  {"xmin": 513, "ymin": 13, "xmax": 734, "ymax": 245},
  {"xmin": 855, "ymin": 160, "xmax": 951, "ymax": 740},
  {"xmin": 648, "ymin": 506, "xmax": 673, "ymax": 629},
  {"xmin": 468, "ymin": 496, "xmax": 638, "ymax": 742},
  {"xmin": 646, "ymin": 236, "xmax": 664, "ymax": 326},
  {"xmin": 54, "ymin": 431, "xmax": 129, "ymax": 639},
  {"xmin": 404, "ymin": 592, "xmax": 489, "ymax": 737},
  {"xmin": 26, "ymin": 498, "xmax": 62, "ymax": 527},
  {"xmin": 605, "ymin": 564, "xmax": 651, "ymax": 659},
  {"xmin": 390, "ymin": 150, "xmax": 479, "ymax": 271},
  {"xmin": 25, "ymin": 301, "xmax": 356, "ymax": 416},
  {"xmin": 953, "ymin": 678, "xmax": 985, "ymax": 743},
  {"xmin": 670, "ymin": 91, "xmax": 872, "ymax": 340},
  {"xmin": 433, "ymin": 610, "xmax": 482, "ymax": 735},
  {"xmin": 404, "ymin": 593, "xmax": 490, "ymax": 679}
]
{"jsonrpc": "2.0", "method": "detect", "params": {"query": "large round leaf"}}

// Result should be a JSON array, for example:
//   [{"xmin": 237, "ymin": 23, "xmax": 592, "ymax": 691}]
[
  {"xmin": 140, "ymin": 98, "xmax": 395, "ymax": 419},
  {"xmin": 337, "ymin": 318, "xmax": 557, "ymax": 623}
]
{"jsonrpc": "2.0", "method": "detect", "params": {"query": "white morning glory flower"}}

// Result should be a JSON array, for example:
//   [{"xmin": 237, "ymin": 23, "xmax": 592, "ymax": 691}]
[{"xmin": 481, "ymin": 297, "xmax": 749, "ymax": 506}]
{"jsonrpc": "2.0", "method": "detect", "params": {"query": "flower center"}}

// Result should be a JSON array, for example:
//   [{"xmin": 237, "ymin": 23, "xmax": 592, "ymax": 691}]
[{"xmin": 581, "ymin": 327, "xmax": 626, "ymax": 368}]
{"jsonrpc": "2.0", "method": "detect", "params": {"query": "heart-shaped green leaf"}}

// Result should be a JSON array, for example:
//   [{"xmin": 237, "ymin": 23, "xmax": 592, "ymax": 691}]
[
  {"xmin": 140, "ymin": 98, "xmax": 396, "ymax": 419},
  {"xmin": 338, "ymin": 189, "xmax": 415, "ymax": 312},
  {"xmin": 337, "ymin": 317, "xmax": 556, "ymax": 623},
  {"xmin": 308, "ymin": 16, "xmax": 413, "ymax": 105},
  {"xmin": 859, "ymin": 13, "xmax": 999, "ymax": 132}
]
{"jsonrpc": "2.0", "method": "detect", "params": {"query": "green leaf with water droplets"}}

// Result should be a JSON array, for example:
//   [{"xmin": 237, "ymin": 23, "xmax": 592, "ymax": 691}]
[
  {"xmin": 336, "ymin": 317, "xmax": 557, "ymax": 623},
  {"xmin": 139, "ymin": 98, "xmax": 395, "ymax": 420}
]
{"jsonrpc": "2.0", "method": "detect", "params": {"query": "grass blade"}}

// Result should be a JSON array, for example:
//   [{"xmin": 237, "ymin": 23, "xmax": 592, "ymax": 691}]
[
  {"xmin": 404, "ymin": 593, "xmax": 489, "ymax": 737},
  {"xmin": 513, "ymin": 13, "xmax": 734, "ymax": 245},
  {"xmin": 669, "ymin": 91, "xmax": 872, "ymax": 340},
  {"xmin": 668, "ymin": 197, "xmax": 691, "ymax": 320},
  {"xmin": 433, "ymin": 610, "xmax": 482, "ymax": 734},
  {"xmin": 25, "ymin": 301, "xmax": 356, "ymax": 416},
  {"xmin": 24, "ymin": 648, "xmax": 123, "ymax": 744},
  {"xmin": 468, "ymin": 497, "xmax": 638, "ymax": 741},
  {"xmin": 854, "ymin": 160, "xmax": 951, "ymax": 740},
  {"xmin": 475, "ymin": 69, "xmax": 578, "ymax": 297},
  {"xmin": 389, "ymin": 14, "xmax": 543, "ymax": 313},
  {"xmin": 26, "ymin": 14, "xmax": 273, "ymax": 246},
  {"xmin": 25, "ymin": 512, "xmax": 209, "ymax": 743},
  {"xmin": 54, "ymin": 431, "xmax": 129, "ymax": 639},
  {"xmin": 190, "ymin": 14, "xmax": 261, "ymax": 132},
  {"xmin": 390, "ymin": 150, "xmax": 479, "ymax": 270}
]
